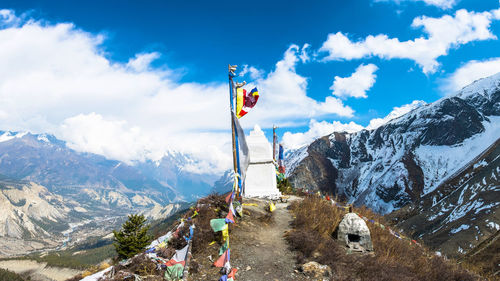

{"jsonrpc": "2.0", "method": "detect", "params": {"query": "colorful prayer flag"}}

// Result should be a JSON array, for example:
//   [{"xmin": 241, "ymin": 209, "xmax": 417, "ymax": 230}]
[
  {"xmin": 214, "ymin": 249, "xmax": 230, "ymax": 267},
  {"xmin": 165, "ymin": 244, "xmax": 189, "ymax": 267},
  {"xmin": 211, "ymin": 219, "xmax": 228, "ymax": 232},
  {"xmin": 225, "ymin": 209, "xmax": 235, "ymax": 224},
  {"xmin": 222, "ymin": 226, "xmax": 229, "ymax": 241},
  {"xmin": 219, "ymin": 239, "xmax": 229, "ymax": 256},
  {"xmin": 236, "ymin": 87, "xmax": 259, "ymax": 118}
]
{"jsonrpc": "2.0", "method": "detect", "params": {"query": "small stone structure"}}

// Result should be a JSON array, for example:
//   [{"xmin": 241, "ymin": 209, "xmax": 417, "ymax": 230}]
[{"xmin": 337, "ymin": 213, "xmax": 373, "ymax": 252}]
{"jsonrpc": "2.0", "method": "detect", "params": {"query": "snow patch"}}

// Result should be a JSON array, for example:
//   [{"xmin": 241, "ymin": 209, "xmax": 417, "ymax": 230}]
[
  {"xmin": 486, "ymin": 221, "xmax": 500, "ymax": 230},
  {"xmin": 416, "ymin": 116, "xmax": 500, "ymax": 194},
  {"xmin": 450, "ymin": 224, "xmax": 470, "ymax": 234},
  {"xmin": 0, "ymin": 131, "xmax": 27, "ymax": 142}
]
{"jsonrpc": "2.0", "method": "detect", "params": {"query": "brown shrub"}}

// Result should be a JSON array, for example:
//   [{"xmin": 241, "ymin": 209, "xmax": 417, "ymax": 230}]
[
  {"xmin": 127, "ymin": 254, "xmax": 159, "ymax": 276},
  {"xmin": 287, "ymin": 196, "xmax": 481, "ymax": 281},
  {"xmin": 191, "ymin": 194, "xmax": 226, "ymax": 254},
  {"xmin": 286, "ymin": 228, "xmax": 322, "ymax": 263},
  {"xmin": 291, "ymin": 196, "xmax": 345, "ymax": 237},
  {"xmin": 156, "ymin": 246, "xmax": 175, "ymax": 259},
  {"xmin": 189, "ymin": 260, "xmax": 200, "ymax": 273}
]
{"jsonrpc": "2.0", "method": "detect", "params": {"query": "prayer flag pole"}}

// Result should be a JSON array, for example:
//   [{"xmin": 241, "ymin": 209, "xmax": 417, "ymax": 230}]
[
  {"xmin": 228, "ymin": 65, "xmax": 244, "ymax": 198},
  {"xmin": 273, "ymin": 125, "xmax": 277, "ymax": 162}
]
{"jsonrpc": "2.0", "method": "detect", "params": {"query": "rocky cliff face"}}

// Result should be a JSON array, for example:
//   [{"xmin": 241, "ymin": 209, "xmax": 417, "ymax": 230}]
[
  {"xmin": 387, "ymin": 138, "xmax": 500, "ymax": 258},
  {"xmin": 287, "ymin": 73, "xmax": 500, "ymax": 215}
]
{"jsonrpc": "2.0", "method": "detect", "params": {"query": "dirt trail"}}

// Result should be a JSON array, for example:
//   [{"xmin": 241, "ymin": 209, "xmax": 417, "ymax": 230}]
[
  {"xmin": 190, "ymin": 196, "xmax": 309, "ymax": 281},
  {"xmin": 230, "ymin": 196, "xmax": 308, "ymax": 281}
]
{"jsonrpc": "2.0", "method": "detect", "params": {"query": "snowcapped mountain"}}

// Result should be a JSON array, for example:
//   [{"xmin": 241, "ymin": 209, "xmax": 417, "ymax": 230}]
[
  {"xmin": 286, "ymin": 72, "xmax": 500, "ymax": 214},
  {"xmin": 0, "ymin": 131, "xmax": 221, "ymax": 203},
  {"xmin": 286, "ymin": 72, "xmax": 500, "ymax": 257}
]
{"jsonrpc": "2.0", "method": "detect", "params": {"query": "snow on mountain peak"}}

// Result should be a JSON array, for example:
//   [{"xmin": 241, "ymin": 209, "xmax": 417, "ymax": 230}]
[
  {"xmin": 0, "ymin": 131, "xmax": 27, "ymax": 143},
  {"xmin": 366, "ymin": 100, "xmax": 427, "ymax": 130},
  {"xmin": 457, "ymin": 71, "xmax": 500, "ymax": 99}
]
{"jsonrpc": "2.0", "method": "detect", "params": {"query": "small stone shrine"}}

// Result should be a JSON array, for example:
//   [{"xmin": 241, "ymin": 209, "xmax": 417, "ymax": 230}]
[{"xmin": 337, "ymin": 212, "xmax": 373, "ymax": 252}]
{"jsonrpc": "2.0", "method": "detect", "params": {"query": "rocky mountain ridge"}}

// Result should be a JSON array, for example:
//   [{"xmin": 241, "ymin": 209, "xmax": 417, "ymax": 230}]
[{"xmin": 286, "ymin": 72, "xmax": 500, "ymax": 257}]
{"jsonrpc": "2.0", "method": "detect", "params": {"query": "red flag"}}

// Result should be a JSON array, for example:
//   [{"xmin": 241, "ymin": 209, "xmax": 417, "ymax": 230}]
[
  {"xmin": 214, "ymin": 249, "xmax": 230, "ymax": 267},
  {"xmin": 228, "ymin": 268, "xmax": 238, "ymax": 278},
  {"xmin": 226, "ymin": 209, "xmax": 235, "ymax": 224},
  {"xmin": 225, "ymin": 192, "xmax": 233, "ymax": 204}
]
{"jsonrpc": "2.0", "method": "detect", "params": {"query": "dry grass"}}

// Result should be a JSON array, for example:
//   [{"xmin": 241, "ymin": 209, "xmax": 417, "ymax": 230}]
[
  {"xmin": 287, "ymin": 196, "xmax": 481, "ymax": 281},
  {"xmin": 190, "ymin": 194, "xmax": 229, "ymax": 255}
]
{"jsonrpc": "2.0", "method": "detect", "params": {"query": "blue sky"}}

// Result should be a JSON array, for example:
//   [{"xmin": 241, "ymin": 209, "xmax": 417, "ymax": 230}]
[{"xmin": 0, "ymin": 0, "xmax": 499, "ymax": 173}]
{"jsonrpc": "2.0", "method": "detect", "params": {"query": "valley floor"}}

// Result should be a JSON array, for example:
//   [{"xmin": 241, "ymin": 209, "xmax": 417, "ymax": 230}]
[{"xmin": 0, "ymin": 259, "xmax": 82, "ymax": 281}]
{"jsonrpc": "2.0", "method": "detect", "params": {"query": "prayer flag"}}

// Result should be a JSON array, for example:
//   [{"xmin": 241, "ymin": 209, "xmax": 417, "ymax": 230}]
[
  {"xmin": 228, "ymin": 268, "xmax": 238, "ymax": 279},
  {"xmin": 278, "ymin": 144, "xmax": 285, "ymax": 173},
  {"xmin": 164, "ymin": 263, "xmax": 184, "ymax": 280},
  {"xmin": 219, "ymin": 239, "xmax": 229, "ymax": 256},
  {"xmin": 232, "ymin": 113, "xmax": 250, "ymax": 184},
  {"xmin": 236, "ymin": 87, "xmax": 259, "ymax": 118},
  {"xmin": 222, "ymin": 226, "xmax": 229, "ymax": 241},
  {"xmin": 214, "ymin": 249, "xmax": 230, "ymax": 267},
  {"xmin": 225, "ymin": 192, "xmax": 234, "ymax": 204},
  {"xmin": 225, "ymin": 209, "xmax": 235, "ymax": 224},
  {"xmin": 165, "ymin": 245, "xmax": 189, "ymax": 267},
  {"xmin": 211, "ymin": 219, "xmax": 228, "ymax": 232}
]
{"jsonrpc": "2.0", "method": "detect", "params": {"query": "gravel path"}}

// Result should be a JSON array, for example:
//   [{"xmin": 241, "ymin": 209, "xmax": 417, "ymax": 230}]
[{"xmin": 230, "ymin": 196, "xmax": 309, "ymax": 281}]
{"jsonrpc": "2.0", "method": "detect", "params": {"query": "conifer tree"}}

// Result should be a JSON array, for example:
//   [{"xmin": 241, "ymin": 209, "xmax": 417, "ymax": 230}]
[{"xmin": 113, "ymin": 214, "xmax": 153, "ymax": 259}]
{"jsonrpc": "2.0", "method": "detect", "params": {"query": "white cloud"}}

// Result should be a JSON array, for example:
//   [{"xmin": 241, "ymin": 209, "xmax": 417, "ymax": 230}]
[
  {"xmin": 330, "ymin": 64, "xmax": 378, "ymax": 99},
  {"xmin": 443, "ymin": 57, "xmax": 500, "ymax": 93},
  {"xmin": 366, "ymin": 100, "xmax": 426, "ymax": 130},
  {"xmin": 319, "ymin": 8, "xmax": 500, "ymax": 73},
  {"xmin": 282, "ymin": 119, "xmax": 364, "ymax": 149},
  {"xmin": 375, "ymin": 0, "xmax": 457, "ymax": 9},
  {"xmin": 299, "ymin": 43, "xmax": 311, "ymax": 63},
  {"xmin": 126, "ymin": 52, "xmax": 161, "ymax": 72},
  {"xmin": 282, "ymin": 100, "xmax": 426, "ymax": 149},
  {"xmin": 239, "ymin": 65, "xmax": 264, "ymax": 80},
  {"xmin": 239, "ymin": 44, "xmax": 354, "ymax": 129},
  {"xmin": 0, "ymin": 11, "xmax": 356, "ymax": 174}
]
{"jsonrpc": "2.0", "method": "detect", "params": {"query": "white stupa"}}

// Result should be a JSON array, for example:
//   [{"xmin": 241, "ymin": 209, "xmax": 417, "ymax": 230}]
[{"xmin": 243, "ymin": 125, "xmax": 281, "ymax": 198}]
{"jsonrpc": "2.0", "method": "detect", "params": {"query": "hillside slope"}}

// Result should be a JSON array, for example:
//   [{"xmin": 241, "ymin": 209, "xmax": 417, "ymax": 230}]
[{"xmin": 388, "ymin": 137, "xmax": 500, "ymax": 258}]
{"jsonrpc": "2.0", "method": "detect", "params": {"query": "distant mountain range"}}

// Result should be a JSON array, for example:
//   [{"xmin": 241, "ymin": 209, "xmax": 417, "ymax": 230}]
[
  {"xmin": 0, "ymin": 131, "xmax": 219, "ymax": 256},
  {"xmin": 286, "ymin": 72, "xmax": 500, "ymax": 257}
]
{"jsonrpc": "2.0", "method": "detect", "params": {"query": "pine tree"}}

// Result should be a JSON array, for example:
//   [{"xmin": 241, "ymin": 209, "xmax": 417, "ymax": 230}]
[{"xmin": 113, "ymin": 214, "xmax": 153, "ymax": 259}]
